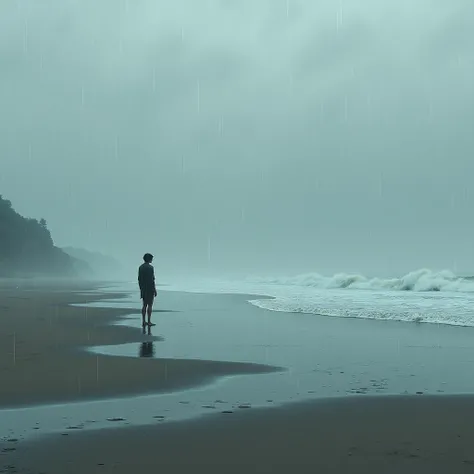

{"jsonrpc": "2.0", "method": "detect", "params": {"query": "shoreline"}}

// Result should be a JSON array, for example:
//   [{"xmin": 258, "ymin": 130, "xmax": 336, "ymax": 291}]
[
  {"xmin": 4, "ymin": 284, "xmax": 474, "ymax": 470},
  {"xmin": 0, "ymin": 283, "xmax": 280, "ymax": 409},
  {"xmin": 165, "ymin": 280, "xmax": 474, "ymax": 328},
  {"xmin": 5, "ymin": 284, "xmax": 474, "ymax": 410}
]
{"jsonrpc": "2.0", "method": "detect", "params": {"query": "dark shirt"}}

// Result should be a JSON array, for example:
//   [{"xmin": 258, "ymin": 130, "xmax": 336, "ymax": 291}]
[{"xmin": 138, "ymin": 263, "xmax": 156, "ymax": 293}]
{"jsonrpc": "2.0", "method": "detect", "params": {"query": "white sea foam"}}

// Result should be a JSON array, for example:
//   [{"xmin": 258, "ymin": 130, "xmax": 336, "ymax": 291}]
[{"xmin": 165, "ymin": 269, "xmax": 474, "ymax": 328}]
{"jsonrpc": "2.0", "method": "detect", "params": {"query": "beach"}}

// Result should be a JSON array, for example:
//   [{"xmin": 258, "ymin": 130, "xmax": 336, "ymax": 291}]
[
  {"xmin": 0, "ymin": 281, "xmax": 279, "ymax": 408},
  {"xmin": 7, "ymin": 395, "xmax": 474, "ymax": 473},
  {"xmin": 3, "ymin": 0, "xmax": 473, "ymax": 470},
  {"xmin": 3, "ymin": 281, "xmax": 474, "ymax": 472}
]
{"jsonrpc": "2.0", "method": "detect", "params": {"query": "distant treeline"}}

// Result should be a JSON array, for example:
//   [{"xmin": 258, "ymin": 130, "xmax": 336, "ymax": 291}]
[{"xmin": 0, "ymin": 194, "xmax": 88, "ymax": 277}]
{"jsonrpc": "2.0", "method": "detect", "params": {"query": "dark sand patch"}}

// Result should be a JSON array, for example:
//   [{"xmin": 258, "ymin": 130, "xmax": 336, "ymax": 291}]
[{"xmin": 5, "ymin": 395, "xmax": 474, "ymax": 473}]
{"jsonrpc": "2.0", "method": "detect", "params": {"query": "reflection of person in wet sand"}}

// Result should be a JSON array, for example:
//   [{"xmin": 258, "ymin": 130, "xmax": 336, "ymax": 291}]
[
  {"xmin": 140, "ymin": 324, "xmax": 154, "ymax": 357},
  {"xmin": 138, "ymin": 253, "xmax": 157, "ymax": 328},
  {"xmin": 140, "ymin": 323, "xmax": 156, "ymax": 357},
  {"xmin": 139, "ymin": 341, "xmax": 155, "ymax": 358}
]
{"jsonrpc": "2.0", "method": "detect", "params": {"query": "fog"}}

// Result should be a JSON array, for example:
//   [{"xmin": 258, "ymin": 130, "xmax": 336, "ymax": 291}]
[{"xmin": 1, "ymin": 0, "xmax": 473, "ymax": 278}]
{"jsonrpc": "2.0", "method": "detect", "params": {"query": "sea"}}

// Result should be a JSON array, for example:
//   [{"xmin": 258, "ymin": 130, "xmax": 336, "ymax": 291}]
[{"xmin": 164, "ymin": 268, "xmax": 474, "ymax": 328}]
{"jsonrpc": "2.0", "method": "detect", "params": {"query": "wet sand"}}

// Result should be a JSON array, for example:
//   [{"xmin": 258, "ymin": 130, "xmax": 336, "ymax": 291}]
[
  {"xmin": 3, "ymin": 283, "xmax": 474, "ymax": 472},
  {"xmin": 5, "ymin": 394, "xmax": 474, "ymax": 473},
  {"xmin": 0, "ymin": 281, "xmax": 279, "ymax": 408}
]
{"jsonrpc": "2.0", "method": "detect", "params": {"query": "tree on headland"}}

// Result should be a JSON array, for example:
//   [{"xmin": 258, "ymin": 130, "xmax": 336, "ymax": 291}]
[{"xmin": 0, "ymin": 194, "xmax": 81, "ymax": 277}]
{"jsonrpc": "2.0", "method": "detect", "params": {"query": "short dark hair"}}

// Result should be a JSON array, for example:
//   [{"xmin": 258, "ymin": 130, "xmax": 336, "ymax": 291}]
[{"xmin": 143, "ymin": 253, "xmax": 153, "ymax": 263}]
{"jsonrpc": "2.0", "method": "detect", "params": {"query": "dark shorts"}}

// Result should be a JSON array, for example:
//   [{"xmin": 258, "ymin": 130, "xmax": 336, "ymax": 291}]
[{"xmin": 141, "ymin": 291, "xmax": 155, "ymax": 305}]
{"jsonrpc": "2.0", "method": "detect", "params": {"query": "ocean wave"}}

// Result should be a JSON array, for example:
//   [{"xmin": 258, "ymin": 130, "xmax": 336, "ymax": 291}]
[
  {"xmin": 164, "ymin": 270, "xmax": 474, "ymax": 328},
  {"xmin": 249, "ymin": 268, "xmax": 474, "ymax": 293}
]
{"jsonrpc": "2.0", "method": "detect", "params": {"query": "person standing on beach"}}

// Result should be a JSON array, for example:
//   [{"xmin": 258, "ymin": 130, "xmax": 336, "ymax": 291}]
[{"xmin": 138, "ymin": 253, "xmax": 157, "ymax": 327}]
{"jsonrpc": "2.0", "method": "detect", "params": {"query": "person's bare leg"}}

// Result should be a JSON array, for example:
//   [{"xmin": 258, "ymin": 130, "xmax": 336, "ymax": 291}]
[
  {"xmin": 141, "ymin": 303, "xmax": 147, "ymax": 326},
  {"xmin": 147, "ymin": 303, "xmax": 155, "ymax": 326}
]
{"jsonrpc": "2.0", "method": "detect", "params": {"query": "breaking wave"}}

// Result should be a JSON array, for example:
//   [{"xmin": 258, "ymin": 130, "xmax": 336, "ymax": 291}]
[
  {"xmin": 250, "ymin": 269, "xmax": 474, "ymax": 293},
  {"xmin": 165, "ymin": 269, "xmax": 474, "ymax": 328}
]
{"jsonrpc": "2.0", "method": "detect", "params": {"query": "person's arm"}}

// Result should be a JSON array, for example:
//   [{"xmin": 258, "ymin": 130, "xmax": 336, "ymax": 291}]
[
  {"xmin": 138, "ymin": 267, "xmax": 144, "ymax": 291},
  {"xmin": 152, "ymin": 267, "xmax": 157, "ymax": 296}
]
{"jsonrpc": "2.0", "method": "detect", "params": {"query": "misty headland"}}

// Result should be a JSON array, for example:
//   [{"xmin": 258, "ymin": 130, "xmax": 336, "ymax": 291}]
[{"xmin": 0, "ymin": 194, "xmax": 121, "ymax": 279}]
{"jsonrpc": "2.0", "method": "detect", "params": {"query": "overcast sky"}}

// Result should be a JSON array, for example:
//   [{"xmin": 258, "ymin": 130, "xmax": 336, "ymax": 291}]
[{"xmin": 1, "ymin": 0, "xmax": 473, "ymax": 277}]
